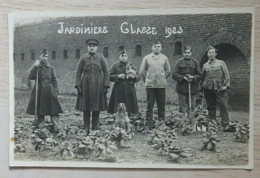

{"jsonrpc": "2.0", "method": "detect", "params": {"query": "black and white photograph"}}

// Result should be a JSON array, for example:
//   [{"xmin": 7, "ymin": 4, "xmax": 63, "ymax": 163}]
[{"xmin": 9, "ymin": 8, "xmax": 254, "ymax": 169}]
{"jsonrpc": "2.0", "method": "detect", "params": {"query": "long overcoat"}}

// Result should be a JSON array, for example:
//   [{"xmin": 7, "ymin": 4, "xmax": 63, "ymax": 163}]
[
  {"xmin": 75, "ymin": 53, "xmax": 110, "ymax": 111},
  {"xmin": 108, "ymin": 61, "xmax": 140, "ymax": 115},
  {"xmin": 26, "ymin": 64, "xmax": 63, "ymax": 115}
]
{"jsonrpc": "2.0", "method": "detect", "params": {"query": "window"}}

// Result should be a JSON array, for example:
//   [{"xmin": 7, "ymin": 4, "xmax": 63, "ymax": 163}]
[
  {"xmin": 175, "ymin": 41, "xmax": 182, "ymax": 55},
  {"xmin": 31, "ymin": 51, "xmax": 35, "ymax": 60},
  {"xmin": 119, "ymin": 45, "xmax": 124, "ymax": 52},
  {"xmin": 75, "ymin": 49, "xmax": 80, "ymax": 59},
  {"xmin": 21, "ymin": 53, "xmax": 25, "ymax": 61},
  {"xmin": 52, "ymin": 51, "xmax": 56, "ymax": 60},
  {"xmin": 135, "ymin": 44, "xmax": 142, "ymax": 56},
  {"xmin": 63, "ymin": 49, "xmax": 68, "ymax": 59},
  {"xmin": 103, "ymin": 47, "xmax": 109, "ymax": 58}
]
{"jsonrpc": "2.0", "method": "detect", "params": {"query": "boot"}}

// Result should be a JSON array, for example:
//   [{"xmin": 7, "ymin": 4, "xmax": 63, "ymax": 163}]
[
  {"xmin": 92, "ymin": 111, "xmax": 100, "ymax": 130},
  {"xmin": 82, "ymin": 111, "xmax": 91, "ymax": 133},
  {"xmin": 34, "ymin": 115, "xmax": 45, "ymax": 129},
  {"xmin": 51, "ymin": 115, "xmax": 61, "ymax": 133}
]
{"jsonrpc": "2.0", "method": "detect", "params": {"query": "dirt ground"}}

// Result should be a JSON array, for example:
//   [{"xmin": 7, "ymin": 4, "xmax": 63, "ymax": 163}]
[{"xmin": 13, "ymin": 90, "xmax": 249, "ymax": 166}]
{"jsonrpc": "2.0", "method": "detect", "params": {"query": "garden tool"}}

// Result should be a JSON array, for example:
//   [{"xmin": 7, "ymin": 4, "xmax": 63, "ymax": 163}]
[{"xmin": 34, "ymin": 67, "xmax": 39, "ymax": 127}]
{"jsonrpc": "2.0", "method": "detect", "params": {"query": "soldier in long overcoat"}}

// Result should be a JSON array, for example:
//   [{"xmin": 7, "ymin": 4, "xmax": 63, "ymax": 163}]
[
  {"xmin": 108, "ymin": 49, "xmax": 140, "ymax": 115},
  {"xmin": 75, "ymin": 39, "xmax": 110, "ymax": 133},
  {"xmin": 26, "ymin": 49, "xmax": 63, "ymax": 132}
]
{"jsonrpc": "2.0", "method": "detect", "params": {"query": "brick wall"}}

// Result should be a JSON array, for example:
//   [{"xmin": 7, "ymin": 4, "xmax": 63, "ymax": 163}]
[{"xmin": 13, "ymin": 13, "xmax": 252, "ymax": 109}]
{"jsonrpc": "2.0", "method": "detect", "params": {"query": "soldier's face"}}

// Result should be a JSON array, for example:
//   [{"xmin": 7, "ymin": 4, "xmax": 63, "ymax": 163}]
[
  {"xmin": 207, "ymin": 49, "xmax": 217, "ymax": 59},
  {"xmin": 88, "ymin": 44, "xmax": 98, "ymax": 53},
  {"xmin": 183, "ymin": 49, "xmax": 192, "ymax": 59},
  {"xmin": 152, "ymin": 44, "xmax": 162, "ymax": 54},
  {"xmin": 119, "ymin": 54, "xmax": 128, "ymax": 62},
  {"xmin": 39, "ymin": 53, "xmax": 48, "ymax": 63}
]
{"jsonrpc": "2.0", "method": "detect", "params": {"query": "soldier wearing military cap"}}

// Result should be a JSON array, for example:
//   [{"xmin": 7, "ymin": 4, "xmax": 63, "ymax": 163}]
[
  {"xmin": 108, "ymin": 49, "xmax": 140, "ymax": 115},
  {"xmin": 86, "ymin": 39, "xmax": 99, "ymax": 46},
  {"xmin": 139, "ymin": 40, "xmax": 171, "ymax": 128},
  {"xmin": 26, "ymin": 49, "xmax": 63, "ymax": 133},
  {"xmin": 75, "ymin": 39, "xmax": 110, "ymax": 134},
  {"xmin": 172, "ymin": 46, "xmax": 202, "ymax": 119}
]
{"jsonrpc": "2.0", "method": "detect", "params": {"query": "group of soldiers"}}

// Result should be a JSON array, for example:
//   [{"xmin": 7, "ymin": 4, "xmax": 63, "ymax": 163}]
[{"xmin": 25, "ymin": 38, "xmax": 232, "ymax": 134}]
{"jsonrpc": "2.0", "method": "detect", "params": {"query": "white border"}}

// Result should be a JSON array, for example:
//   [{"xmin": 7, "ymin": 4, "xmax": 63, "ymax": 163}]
[{"xmin": 9, "ymin": 8, "xmax": 255, "ymax": 169}]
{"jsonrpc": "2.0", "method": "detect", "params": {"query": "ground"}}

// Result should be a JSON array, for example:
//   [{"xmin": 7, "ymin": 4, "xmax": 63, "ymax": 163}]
[{"xmin": 13, "ymin": 90, "xmax": 249, "ymax": 166}]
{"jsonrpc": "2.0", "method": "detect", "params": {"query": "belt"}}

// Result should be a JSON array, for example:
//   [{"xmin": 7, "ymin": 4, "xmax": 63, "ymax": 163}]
[
  {"xmin": 39, "ymin": 80, "xmax": 52, "ymax": 87},
  {"xmin": 83, "ymin": 74, "xmax": 102, "ymax": 77}
]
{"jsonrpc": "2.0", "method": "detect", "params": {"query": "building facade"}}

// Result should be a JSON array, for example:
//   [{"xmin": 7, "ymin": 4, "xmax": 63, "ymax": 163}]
[{"xmin": 13, "ymin": 13, "xmax": 252, "ymax": 109}]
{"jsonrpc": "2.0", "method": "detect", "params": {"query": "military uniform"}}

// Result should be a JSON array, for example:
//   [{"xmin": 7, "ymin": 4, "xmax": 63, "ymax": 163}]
[
  {"xmin": 202, "ymin": 58, "xmax": 230, "ymax": 126},
  {"xmin": 75, "ymin": 51, "xmax": 110, "ymax": 130},
  {"xmin": 26, "ymin": 64, "xmax": 63, "ymax": 132},
  {"xmin": 108, "ymin": 61, "xmax": 140, "ymax": 115},
  {"xmin": 75, "ymin": 52, "xmax": 110, "ymax": 111},
  {"xmin": 172, "ymin": 57, "xmax": 201, "ymax": 114}
]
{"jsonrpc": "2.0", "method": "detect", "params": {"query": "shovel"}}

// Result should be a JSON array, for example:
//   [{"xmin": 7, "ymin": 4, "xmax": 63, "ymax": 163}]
[
  {"xmin": 34, "ymin": 67, "xmax": 39, "ymax": 127},
  {"xmin": 188, "ymin": 80, "xmax": 192, "ymax": 124}
]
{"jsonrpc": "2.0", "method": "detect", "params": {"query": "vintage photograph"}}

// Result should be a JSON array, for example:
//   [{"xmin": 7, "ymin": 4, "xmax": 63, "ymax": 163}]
[{"xmin": 9, "ymin": 8, "xmax": 254, "ymax": 169}]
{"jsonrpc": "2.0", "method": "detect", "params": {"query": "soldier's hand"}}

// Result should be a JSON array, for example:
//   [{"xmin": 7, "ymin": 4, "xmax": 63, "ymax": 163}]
[
  {"xmin": 128, "ymin": 74, "xmax": 135, "ymax": 79},
  {"xmin": 34, "ymin": 59, "xmax": 40, "ymax": 66},
  {"xmin": 118, "ymin": 74, "xmax": 126, "ymax": 79},
  {"xmin": 183, "ymin": 76, "xmax": 188, "ymax": 81},
  {"xmin": 104, "ymin": 87, "xmax": 108, "ymax": 94},
  {"xmin": 186, "ymin": 74, "xmax": 194, "ymax": 80},
  {"xmin": 76, "ymin": 86, "xmax": 82, "ymax": 96},
  {"xmin": 220, "ymin": 86, "xmax": 227, "ymax": 91}
]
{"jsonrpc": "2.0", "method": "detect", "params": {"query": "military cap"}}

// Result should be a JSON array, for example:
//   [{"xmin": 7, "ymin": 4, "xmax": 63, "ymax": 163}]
[
  {"xmin": 119, "ymin": 49, "xmax": 127, "ymax": 56},
  {"xmin": 184, "ymin": 46, "xmax": 192, "ymax": 52},
  {"xmin": 40, "ymin": 49, "xmax": 48, "ymax": 56},
  {"xmin": 86, "ymin": 39, "xmax": 99, "ymax": 46}
]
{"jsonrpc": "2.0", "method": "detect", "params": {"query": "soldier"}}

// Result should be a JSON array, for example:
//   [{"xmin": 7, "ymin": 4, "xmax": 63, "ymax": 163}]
[
  {"xmin": 108, "ymin": 49, "xmax": 140, "ymax": 116},
  {"xmin": 139, "ymin": 40, "xmax": 171, "ymax": 128},
  {"xmin": 75, "ymin": 39, "xmax": 110, "ymax": 134},
  {"xmin": 26, "ymin": 49, "xmax": 63, "ymax": 133},
  {"xmin": 172, "ymin": 46, "xmax": 201, "ymax": 119},
  {"xmin": 202, "ymin": 46, "xmax": 231, "ymax": 131}
]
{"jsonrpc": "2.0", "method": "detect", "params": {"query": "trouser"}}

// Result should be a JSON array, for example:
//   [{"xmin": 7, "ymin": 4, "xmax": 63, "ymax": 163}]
[
  {"xmin": 146, "ymin": 88, "xmax": 166, "ymax": 122},
  {"xmin": 38, "ymin": 115, "xmax": 61, "ymax": 131},
  {"xmin": 178, "ymin": 93, "xmax": 197, "ymax": 119},
  {"xmin": 204, "ymin": 89, "xmax": 230, "ymax": 126},
  {"xmin": 83, "ymin": 110, "xmax": 100, "ymax": 130}
]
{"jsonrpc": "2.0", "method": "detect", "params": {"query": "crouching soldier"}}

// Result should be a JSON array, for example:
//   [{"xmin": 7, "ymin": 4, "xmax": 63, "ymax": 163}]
[{"xmin": 172, "ymin": 46, "xmax": 201, "ymax": 120}]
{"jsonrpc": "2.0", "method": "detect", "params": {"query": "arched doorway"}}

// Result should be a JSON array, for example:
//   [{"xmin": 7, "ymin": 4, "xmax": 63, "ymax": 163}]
[{"xmin": 200, "ymin": 43, "xmax": 250, "ymax": 110}]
